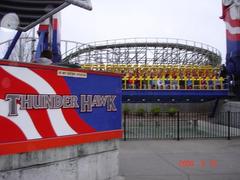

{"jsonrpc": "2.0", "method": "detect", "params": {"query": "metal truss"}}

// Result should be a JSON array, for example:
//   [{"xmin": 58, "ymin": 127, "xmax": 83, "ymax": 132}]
[
  {"xmin": 62, "ymin": 38, "xmax": 222, "ymax": 66},
  {"xmin": 1, "ymin": 37, "xmax": 222, "ymax": 66}
]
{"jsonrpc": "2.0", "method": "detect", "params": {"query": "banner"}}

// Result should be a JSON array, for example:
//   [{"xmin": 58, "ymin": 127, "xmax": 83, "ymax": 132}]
[{"xmin": 0, "ymin": 61, "xmax": 122, "ymax": 155}]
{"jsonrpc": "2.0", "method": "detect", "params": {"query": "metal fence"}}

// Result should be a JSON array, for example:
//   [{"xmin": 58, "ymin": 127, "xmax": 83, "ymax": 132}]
[{"xmin": 123, "ymin": 112, "xmax": 240, "ymax": 140}]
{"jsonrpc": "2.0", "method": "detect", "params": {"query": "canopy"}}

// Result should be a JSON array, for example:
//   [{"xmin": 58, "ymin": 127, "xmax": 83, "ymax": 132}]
[{"xmin": 0, "ymin": 0, "xmax": 92, "ymax": 31}]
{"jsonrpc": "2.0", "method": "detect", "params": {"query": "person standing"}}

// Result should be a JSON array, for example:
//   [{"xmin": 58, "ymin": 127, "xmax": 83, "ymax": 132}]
[{"xmin": 33, "ymin": 50, "xmax": 53, "ymax": 65}]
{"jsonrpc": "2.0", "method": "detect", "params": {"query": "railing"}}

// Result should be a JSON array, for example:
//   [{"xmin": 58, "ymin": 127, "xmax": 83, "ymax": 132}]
[
  {"xmin": 123, "ymin": 112, "xmax": 240, "ymax": 140},
  {"xmin": 122, "ymin": 77, "xmax": 228, "ymax": 90},
  {"xmin": 77, "ymin": 64, "xmax": 228, "ymax": 90}
]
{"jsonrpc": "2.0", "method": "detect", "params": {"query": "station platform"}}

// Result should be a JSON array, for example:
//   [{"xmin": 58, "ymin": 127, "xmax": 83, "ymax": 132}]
[{"xmin": 122, "ymin": 89, "xmax": 229, "ymax": 103}]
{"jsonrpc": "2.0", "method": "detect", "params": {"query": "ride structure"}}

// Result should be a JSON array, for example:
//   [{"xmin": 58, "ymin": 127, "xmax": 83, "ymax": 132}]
[
  {"xmin": 35, "ymin": 13, "xmax": 62, "ymax": 63},
  {"xmin": 62, "ymin": 38, "xmax": 228, "ymax": 104},
  {"xmin": 1, "ymin": 1, "xmax": 236, "ymax": 110},
  {"xmin": 0, "ymin": 0, "xmax": 122, "ymax": 156},
  {"xmin": 1, "ymin": 0, "xmax": 92, "ymax": 61}
]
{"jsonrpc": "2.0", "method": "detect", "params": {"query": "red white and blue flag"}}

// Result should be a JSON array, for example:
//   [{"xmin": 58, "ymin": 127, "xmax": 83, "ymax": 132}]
[{"xmin": 222, "ymin": 0, "xmax": 240, "ymax": 53}]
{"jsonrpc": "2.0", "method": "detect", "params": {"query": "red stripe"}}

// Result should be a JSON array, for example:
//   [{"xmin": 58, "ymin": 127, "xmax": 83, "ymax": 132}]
[
  {"xmin": 0, "ymin": 116, "xmax": 27, "ymax": 143},
  {"xmin": 226, "ymin": 30, "xmax": 240, "ymax": 41},
  {"xmin": 224, "ymin": 10, "xmax": 240, "ymax": 27},
  {"xmin": 0, "ymin": 67, "xmax": 57, "ymax": 138},
  {"xmin": 53, "ymin": 19, "xmax": 58, "ymax": 30},
  {"xmin": 38, "ymin": 24, "xmax": 49, "ymax": 31},
  {"xmin": 0, "ymin": 61, "xmax": 122, "ymax": 78},
  {"xmin": 0, "ymin": 130, "xmax": 122, "ymax": 155},
  {"xmin": 32, "ymin": 68, "xmax": 96, "ymax": 134}
]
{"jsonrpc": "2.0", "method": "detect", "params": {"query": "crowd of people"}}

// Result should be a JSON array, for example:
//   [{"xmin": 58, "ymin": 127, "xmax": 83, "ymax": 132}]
[{"xmin": 81, "ymin": 64, "xmax": 228, "ymax": 90}]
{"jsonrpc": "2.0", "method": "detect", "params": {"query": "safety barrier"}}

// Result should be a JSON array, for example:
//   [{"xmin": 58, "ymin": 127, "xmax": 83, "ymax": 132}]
[
  {"xmin": 79, "ymin": 64, "xmax": 227, "ymax": 91},
  {"xmin": 123, "ymin": 112, "xmax": 240, "ymax": 140},
  {"xmin": 122, "ymin": 77, "xmax": 228, "ymax": 90}
]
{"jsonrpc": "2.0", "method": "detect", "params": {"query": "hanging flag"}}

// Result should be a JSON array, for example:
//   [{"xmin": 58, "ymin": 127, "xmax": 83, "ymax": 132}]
[{"xmin": 222, "ymin": 0, "xmax": 240, "ymax": 75}]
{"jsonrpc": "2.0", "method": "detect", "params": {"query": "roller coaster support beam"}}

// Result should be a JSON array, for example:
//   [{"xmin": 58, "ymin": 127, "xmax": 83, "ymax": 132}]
[{"xmin": 35, "ymin": 13, "xmax": 61, "ymax": 63}]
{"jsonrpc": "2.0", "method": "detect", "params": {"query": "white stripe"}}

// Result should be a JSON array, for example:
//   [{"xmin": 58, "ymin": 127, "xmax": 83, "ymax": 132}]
[
  {"xmin": 0, "ymin": 99, "xmax": 42, "ymax": 140},
  {"xmin": 226, "ymin": 22, "xmax": 240, "ymax": 34},
  {"xmin": 1, "ymin": 65, "xmax": 77, "ymax": 136},
  {"xmin": 229, "ymin": 5, "xmax": 240, "ymax": 20}
]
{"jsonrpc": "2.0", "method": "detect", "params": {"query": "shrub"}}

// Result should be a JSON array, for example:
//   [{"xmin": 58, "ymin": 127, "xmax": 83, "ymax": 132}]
[
  {"xmin": 151, "ymin": 107, "xmax": 161, "ymax": 116},
  {"xmin": 168, "ymin": 107, "xmax": 178, "ymax": 117},
  {"xmin": 123, "ymin": 105, "xmax": 130, "ymax": 114},
  {"xmin": 136, "ymin": 108, "xmax": 145, "ymax": 116}
]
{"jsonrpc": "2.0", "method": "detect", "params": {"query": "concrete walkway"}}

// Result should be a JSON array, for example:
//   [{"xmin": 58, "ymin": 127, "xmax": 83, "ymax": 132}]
[{"xmin": 119, "ymin": 139, "xmax": 240, "ymax": 180}]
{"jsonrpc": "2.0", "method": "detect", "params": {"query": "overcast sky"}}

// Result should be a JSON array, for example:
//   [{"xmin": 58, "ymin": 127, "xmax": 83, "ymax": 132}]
[
  {"xmin": 61, "ymin": 0, "xmax": 226, "ymax": 61},
  {"xmin": 0, "ymin": 0, "xmax": 226, "ymax": 62}
]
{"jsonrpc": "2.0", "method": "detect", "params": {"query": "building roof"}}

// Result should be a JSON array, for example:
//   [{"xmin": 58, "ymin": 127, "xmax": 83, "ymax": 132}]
[{"xmin": 0, "ymin": 0, "xmax": 92, "ymax": 31}]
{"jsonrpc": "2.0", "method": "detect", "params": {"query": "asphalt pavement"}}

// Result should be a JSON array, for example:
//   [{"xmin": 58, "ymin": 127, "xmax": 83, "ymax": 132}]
[{"xmin": 119, "ymin": 139, "xmax": 240, "ymax": 180}]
